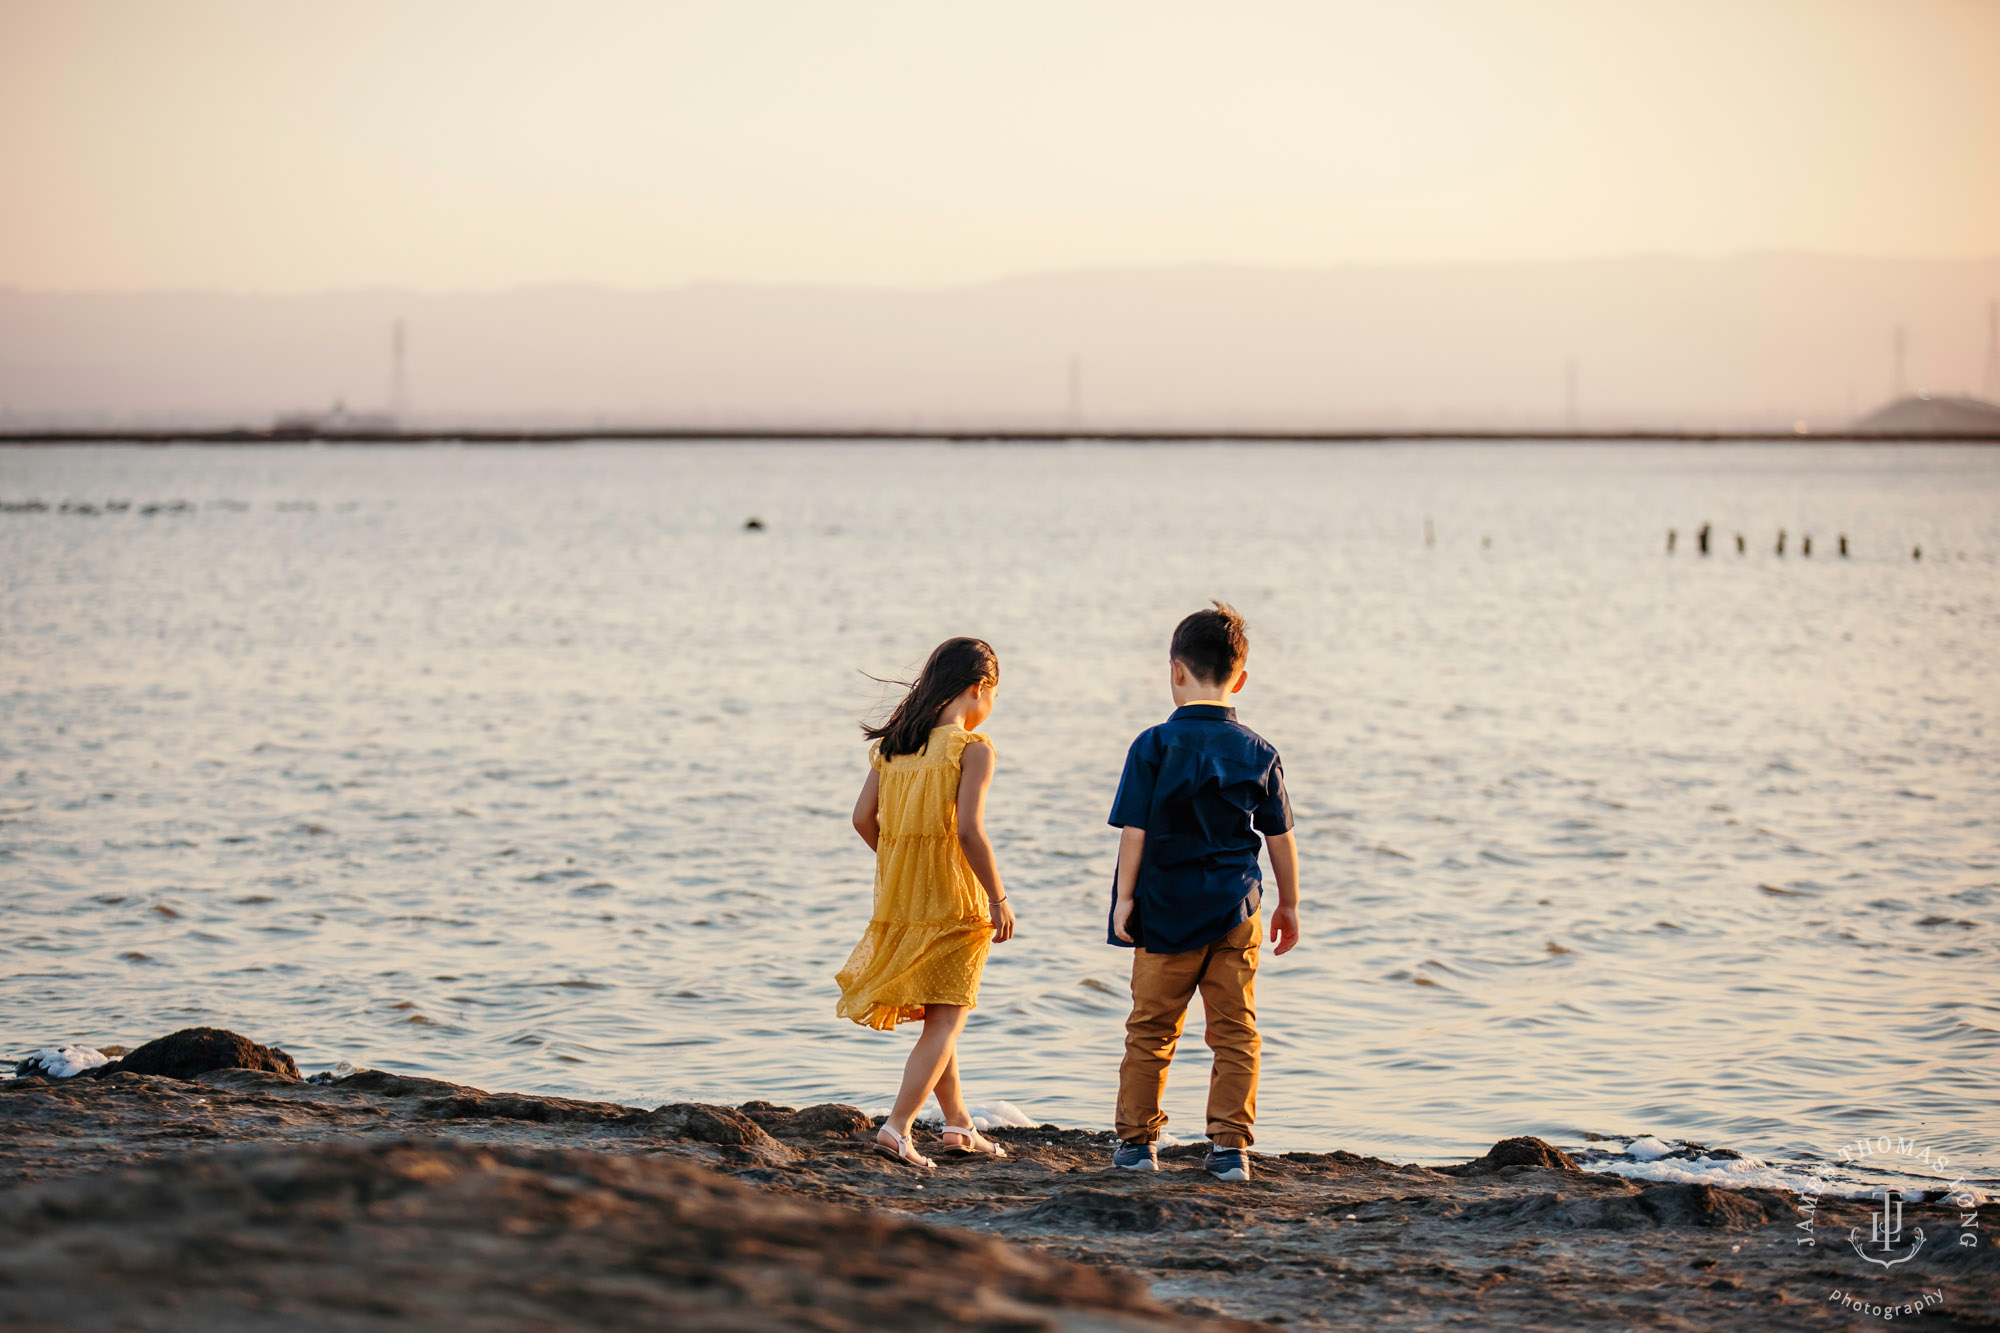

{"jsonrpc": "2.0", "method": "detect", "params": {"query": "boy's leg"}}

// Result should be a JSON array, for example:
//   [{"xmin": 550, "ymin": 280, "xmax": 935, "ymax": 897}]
[
  {"xmin": 1196, "ymin": 915, "xmax": 1263, "ymax": 1149},
  {"xmin": 1116, "ymin": 946, "xmax": 1203, "ymax": 1142}
]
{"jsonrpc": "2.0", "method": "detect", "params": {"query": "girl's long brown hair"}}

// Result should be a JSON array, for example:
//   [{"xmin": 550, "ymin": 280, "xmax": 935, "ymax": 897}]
[{"xmin": 863, "ymin": 637, "xmax": 999, "ymax": 760}]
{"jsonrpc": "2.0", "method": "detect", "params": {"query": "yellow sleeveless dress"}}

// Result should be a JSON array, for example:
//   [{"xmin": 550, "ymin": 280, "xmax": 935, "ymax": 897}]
[{"xmin": 834, "ymin": 724, "xmax": 995, "ymax": 1031}]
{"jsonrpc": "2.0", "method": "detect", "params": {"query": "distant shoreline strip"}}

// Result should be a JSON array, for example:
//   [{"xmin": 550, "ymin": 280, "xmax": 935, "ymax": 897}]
[{"xmin": 3, "ymin": 428, "xmax": 1997, "ymax": 446}]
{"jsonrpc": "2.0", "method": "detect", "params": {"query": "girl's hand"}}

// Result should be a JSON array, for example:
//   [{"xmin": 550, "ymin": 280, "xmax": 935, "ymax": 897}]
[{"xmin": 989, "ymin": 897, "xmax": 1015, "ymax": 943}]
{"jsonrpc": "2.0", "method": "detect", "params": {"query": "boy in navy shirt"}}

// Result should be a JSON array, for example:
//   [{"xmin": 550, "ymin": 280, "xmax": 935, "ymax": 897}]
[{"xmin": 1107, "ymin": 602, "xmax": 1299, "ymax": 1182}]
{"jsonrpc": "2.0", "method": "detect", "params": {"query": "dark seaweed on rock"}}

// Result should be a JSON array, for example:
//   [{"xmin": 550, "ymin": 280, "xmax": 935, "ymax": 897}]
[
  {"xmin": 761, "ymin": 1102, "xmax": 876, "ymax": 1137},
  {"xmin": 1441, "ymin": 1134, "xmax": 1580, "ymax": 1174},
  {"xmin": 1453, "ymin": 1182, "xmax": 1789, "ymax": 1230},
  {"xmin": 94, "ymin": 1026, "xmax": 299, "ymax": 1082}
]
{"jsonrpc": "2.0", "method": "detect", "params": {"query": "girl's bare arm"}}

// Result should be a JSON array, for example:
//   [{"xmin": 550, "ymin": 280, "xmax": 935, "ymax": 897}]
[
  {"xmin": 955, "ymin": 740, "xmax": 1014, "ymax": 942},
  {"xmin": 851, "ymin": 767, "xmax": 881, "ymax": 851}
]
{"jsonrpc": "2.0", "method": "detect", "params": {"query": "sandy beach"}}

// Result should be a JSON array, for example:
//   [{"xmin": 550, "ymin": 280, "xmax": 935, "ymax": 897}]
[{"xmin": 4, "ymin": 1028, "xmax": 1993, "ymax": 1331}]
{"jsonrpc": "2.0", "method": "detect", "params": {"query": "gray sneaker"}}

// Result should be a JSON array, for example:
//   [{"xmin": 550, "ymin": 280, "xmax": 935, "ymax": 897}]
[
  {"xmin": 1112, "ymin": 1140, "xmax": 1159, "ymax": 1171},
  {"xmin": 1203, "ymin": 1146, "xmax": 1250, "ymax": 1182}
]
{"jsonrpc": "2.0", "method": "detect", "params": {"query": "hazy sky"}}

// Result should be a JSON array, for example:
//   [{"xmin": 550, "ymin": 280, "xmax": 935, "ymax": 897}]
[{"xmin": 3, "ymin": 0, "xmax": 1996, "ymax": 292}]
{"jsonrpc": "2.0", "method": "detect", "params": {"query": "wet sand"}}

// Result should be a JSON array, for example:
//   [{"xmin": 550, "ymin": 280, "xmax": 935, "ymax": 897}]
[{"xmin": 4, "ymin": 1040, "xmax": 1993, "ymax": 1330}]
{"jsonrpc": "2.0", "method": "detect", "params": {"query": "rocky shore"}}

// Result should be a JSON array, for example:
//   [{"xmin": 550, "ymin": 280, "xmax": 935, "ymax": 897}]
[{"xmin": 3, "ymin": 1030, "xmax": 1994, "ymax": 1330}]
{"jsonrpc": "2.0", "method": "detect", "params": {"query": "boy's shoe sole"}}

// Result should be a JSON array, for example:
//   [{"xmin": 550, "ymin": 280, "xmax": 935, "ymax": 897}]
[{"xmin": 1206, "ymin": 1163, "xmax": 1249, "ymax": 1182}]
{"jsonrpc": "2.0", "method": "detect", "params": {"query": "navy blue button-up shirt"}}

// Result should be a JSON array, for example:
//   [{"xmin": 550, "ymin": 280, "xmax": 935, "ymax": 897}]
[{"xmin": 1107, "ymin": 703, "xmax": 1293, "ymax": 954}]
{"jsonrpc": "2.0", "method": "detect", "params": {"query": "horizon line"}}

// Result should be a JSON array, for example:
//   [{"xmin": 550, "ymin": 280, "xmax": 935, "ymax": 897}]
[{"xmin": 5, "ymin": 426, "xmax": 1996, "ymax": 447}]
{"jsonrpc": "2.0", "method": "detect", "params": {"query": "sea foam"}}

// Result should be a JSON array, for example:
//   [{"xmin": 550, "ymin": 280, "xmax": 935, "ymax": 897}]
[
  {"xmin": 1584, "ymin": 1140, "xmax": 1991, "ymax": 1204},
  {"xmin": 14, "ymin": 1046, "xmax": 111, "ymax": 1079},
  {"xmin": 879, "ymin": 1100, "xmax": 1041, "ymax": 1131}
]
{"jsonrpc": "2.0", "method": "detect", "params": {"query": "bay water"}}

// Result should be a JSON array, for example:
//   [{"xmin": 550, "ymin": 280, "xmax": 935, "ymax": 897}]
[{"xmin": 3, "ymin": 441, "xmax": 1994, "ymax": 1188}]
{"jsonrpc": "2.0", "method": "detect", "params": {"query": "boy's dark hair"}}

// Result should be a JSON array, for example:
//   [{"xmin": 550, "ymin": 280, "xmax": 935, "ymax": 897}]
[{"xmin": 1170, "ymin": 601, "xmax": 1247, "ymax": 685}]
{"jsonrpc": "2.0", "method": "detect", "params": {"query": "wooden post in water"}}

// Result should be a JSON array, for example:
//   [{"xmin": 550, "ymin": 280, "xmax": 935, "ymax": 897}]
[
  {"xmin": 1698, "ymin": 523, "xmax": 1711, "ymax": 555},
  {"xmin": 1839, "ymin": 534, "xmax": 1848, "ymax": 557},
  {"xmin": 1913, "ymin": 545, "xmax": 1922, "ymax": 561},
  {"xmin": 1735, "ymin": 533, "xmax": 1746, "ymax": 554},
  {"xmin": 1776, "ymin": 529, "xmax": 1787, "ymax": 556},
  {"xmin": 1666, "ymin": 528, "xmax": 1677, "ymax": 553},
  {"xmin": 1802, "ymin": 534, "xmax": 1812, "ymax": 557}
]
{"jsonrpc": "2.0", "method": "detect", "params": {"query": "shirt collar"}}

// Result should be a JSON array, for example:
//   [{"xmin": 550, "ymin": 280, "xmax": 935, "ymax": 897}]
[{"xmin": 1171, "ymin": 701, "xmax": 1237, "ymax": 721}]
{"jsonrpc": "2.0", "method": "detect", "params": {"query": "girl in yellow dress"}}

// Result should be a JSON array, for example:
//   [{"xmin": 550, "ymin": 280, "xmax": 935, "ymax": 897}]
[{"xmin": 836, "ymin": 636, "xmax": 1016, "ymax": 1169}]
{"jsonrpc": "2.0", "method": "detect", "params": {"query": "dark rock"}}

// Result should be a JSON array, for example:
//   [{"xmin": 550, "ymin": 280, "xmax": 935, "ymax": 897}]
[
  {"xmin": 96, "ymin": 1028, "xmax": 299, "ymax": 1082},
  {"xmin": 780, "ymin": 1103, "xmax": 874, "ymax": 1137},
  {"xmin": 1165, "ymin": 1252, "xmax": 1269, "ymax": 1273},
  {"xmin": 1633, "ymin": 1182, "xmax": 1784, "ymax": 1228},
  {"xmin": 1277, "ymin": 1149, "xmax": 1391, "ymax": 1171},
  {"xmin": 192, "ymin": 1068, "xmax": 305, "ymax": 1092},
  {"xmin": 416, "ymin": 1092, "xmax": 644, "ymax": 1126},
  {"xmin": 1451, "ymin": 1136, "xmax": 1579, "ymax": 1173},
  {"xmin": 735, "ymin": 1099, "xmax": 797, "ymax": 1130},
  {"xmin": 331, "ymin": 1069, "xmax": 472, "ymax": 1099},
  {"xmin": 648, "ymin": 1102, "xmax": 783, "ymax": 1151},
  {"xmin": 1013, "ymin": 1189, "xmax": 1248, "ymax": 1233},
  {"xmin": 1456, "ymin": 1183, "xmax": 1785, "ymax": 1231}
]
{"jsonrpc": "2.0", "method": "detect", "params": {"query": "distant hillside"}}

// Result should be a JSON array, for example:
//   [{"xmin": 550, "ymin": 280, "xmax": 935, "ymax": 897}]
[
  {"xmin": 1852, "ymin": 395, "xmax": 2000, "ymax": 436},
  {"xmin": 2, "ymin": 254, "xmax": 1996, "ymax": 431}
]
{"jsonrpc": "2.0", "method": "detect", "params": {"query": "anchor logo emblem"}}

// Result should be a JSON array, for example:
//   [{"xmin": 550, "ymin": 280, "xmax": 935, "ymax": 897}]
[{"xmin": 1850, "ymin": 1189, "xmax": 1927, "ymax": 1268}]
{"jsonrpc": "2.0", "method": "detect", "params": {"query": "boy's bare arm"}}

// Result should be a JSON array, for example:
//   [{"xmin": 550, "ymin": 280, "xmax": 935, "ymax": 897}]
[
  {"xmin": 1111, "ymin": 826, "xmax": 1146, "ymax": 941},
  {"xmin": 1266, "ymin": 830, "xmax": 1300, "ymax": 954}
]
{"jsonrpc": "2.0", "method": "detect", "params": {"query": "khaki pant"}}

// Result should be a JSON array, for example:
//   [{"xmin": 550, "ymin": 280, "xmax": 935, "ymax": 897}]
[{"xmin": 1116, "ymin": 914, "xmax": 1261, "ymax": 1149}]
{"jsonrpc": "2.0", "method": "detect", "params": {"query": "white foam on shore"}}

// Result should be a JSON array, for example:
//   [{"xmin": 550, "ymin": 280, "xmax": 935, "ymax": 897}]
[
  {"xmin": 866, "ymin": 1100, "xmax": 1043, "ymax": 1132},
  {"xmin": 949, "ymin": 1101, "xmax": 1038, "ymax": 1130},
  {"xmin": 877, "ymin": 1101, "xmax": 1193, "ymax": 1145},
  {"xmin": 1590, "ymin": 1154, "xmax": 1833, "ymax": 1194},
  {"xmin": 14, "ymin": 1046, "xmax": 110, "ymax": 1079},
  {"xmin": 1624, "ymin": 1135, "xmax": 1673, "ymax": 1161},
  {"xmin": 1588, "ymin": 1151, "xmax": 1990, "ymax": 1204}
]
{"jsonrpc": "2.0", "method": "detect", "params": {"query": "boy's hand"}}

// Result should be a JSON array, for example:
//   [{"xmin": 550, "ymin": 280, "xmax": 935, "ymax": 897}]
[
  {"xmin": 1270, "ymin": 903, "xmax": 1300, "ymax": 955},
  {"xmin": 1112, "ymin": 827, "xmax": 1146, "ymax": 944},
  {"xmin": 990, "ymin": 898, "xmax": 1015, "ymax": 943}
]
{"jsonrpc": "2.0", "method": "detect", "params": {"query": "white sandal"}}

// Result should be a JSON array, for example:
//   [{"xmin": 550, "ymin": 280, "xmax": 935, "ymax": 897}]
[
  {"xmin": 941, "ymin": 1124, "xmax": 1009, "ymax": 1157},
  {"xmin": 874, "ymin": 1124, "xmax": 935, "ymax": 1170}
]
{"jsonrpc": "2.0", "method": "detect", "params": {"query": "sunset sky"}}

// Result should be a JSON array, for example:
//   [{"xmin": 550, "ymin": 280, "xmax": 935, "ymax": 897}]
[{"xmin": 3, "ymin": 0, "xmax": 1996, "ymax": 293}]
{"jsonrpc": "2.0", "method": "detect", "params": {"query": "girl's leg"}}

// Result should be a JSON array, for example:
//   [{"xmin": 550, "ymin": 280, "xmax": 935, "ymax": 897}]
[
  {"xmin": 933, "ymin": 1049, "xmax": 1005, "ymax": 1153},
  {"xmin": 932, "ymin": 1049, "xmax": 972, "ymax": 1129},
  {"xmin": 884, "ymin": 1003, "xmax": 968, "ymax": 1136}
]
